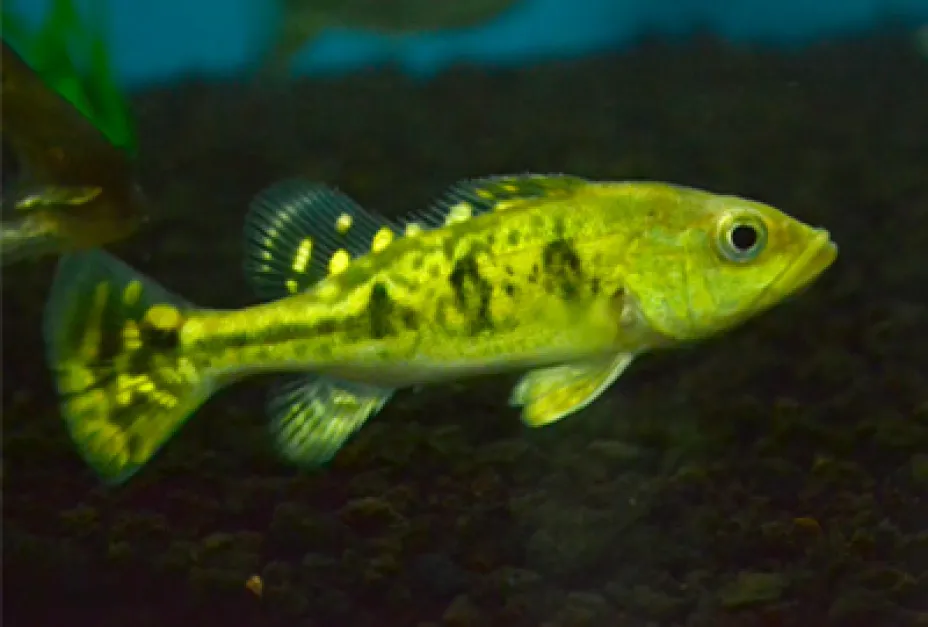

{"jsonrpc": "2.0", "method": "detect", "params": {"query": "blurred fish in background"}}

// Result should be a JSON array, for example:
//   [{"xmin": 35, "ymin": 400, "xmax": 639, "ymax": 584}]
[
  {"xmin": 1, "ymin": 0, "xmax": 146, "ymax": 266},
  {"xmin": 915, "ymin": 22, "xmax": 928, "ymax": 58},
  {"xmin": 257, "ymin": 0, "xmax": 528, "ymax": 77}
]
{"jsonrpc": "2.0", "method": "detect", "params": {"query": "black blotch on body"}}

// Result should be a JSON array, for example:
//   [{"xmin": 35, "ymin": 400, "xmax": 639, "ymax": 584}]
[
  {"xmin": 401, "ymin": 310, "xmax": 419, "ymax": 330},
  {"xmin": 221, "ymin": 319, "xmax": 334, "ymax": 350},
  {"xmin": 218, "ymin": 331, "xmax": 250, "ymax": 349},
  {"xmin": 528, "ymin": 264, "xmax": 540, "ymax": 283},
  {"xmin": 449, "ymin": 254, "xmax": 494, "ymax": 333},
  {"xmin": 313, "ymin": 319, "xmax": 337, "ymax": 335},
  {"xmin": 367, "ymin": 282, "xmax": 418, "ymax": 339},
  {"xmin": 542, "ymin": 239, "xmax": 583, "ymax": 298},
  {"xmin": 368, "ymin": 283, "xmax": 394, "ymax": 339}
]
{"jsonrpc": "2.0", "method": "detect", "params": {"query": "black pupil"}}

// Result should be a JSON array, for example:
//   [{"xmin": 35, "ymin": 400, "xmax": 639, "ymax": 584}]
[{"xmin": 730, "ymin": 224, "xmax": 758, "ymax": 252}]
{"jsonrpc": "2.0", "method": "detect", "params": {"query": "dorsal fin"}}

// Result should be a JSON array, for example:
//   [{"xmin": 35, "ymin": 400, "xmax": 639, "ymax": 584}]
[
  {"xmin": 243, "ymin": 179, "xmax": 400, "ymax": 301},
  {"xmin": 400, "ymin": 173, "xmax": 589, "ymax": 230}
]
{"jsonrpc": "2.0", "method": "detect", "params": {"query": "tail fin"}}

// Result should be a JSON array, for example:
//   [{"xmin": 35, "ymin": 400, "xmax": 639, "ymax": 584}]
[{"xmin": 43, "ymin": 250, "xmax": 215, "ymax": 484}]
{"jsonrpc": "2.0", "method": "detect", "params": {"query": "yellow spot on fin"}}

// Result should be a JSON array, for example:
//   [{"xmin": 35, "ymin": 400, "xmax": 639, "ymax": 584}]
[
  {"xmin": 243, "ymin": 179, "xmax": 400, "ymax": 300},
  {"xmin": 510, "ymin": 353, "xmax": 635, "ymax": 427},
  {"xmin": 268, "ymin": 375, "xmax": 394, "ymax": 467},
  {"xmin": 43, "ymin": 250, "xmax": 215, "ymax": 485},
  {"xmin": 328, "ymin": 248, "xmax": 351, "ymax": 276},
  {"xmin": 123, "ymin": 280, "xmax": 143, "ymax": 305},
  {"xmin": 402, "ymin": 173, "xmax": 588, "ymax": 229}
]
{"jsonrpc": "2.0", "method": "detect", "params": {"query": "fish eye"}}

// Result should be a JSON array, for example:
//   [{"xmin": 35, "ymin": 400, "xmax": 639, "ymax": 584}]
[{"xmin": 716, "ymin": 214, "xmax": 767, "ymax": 263}]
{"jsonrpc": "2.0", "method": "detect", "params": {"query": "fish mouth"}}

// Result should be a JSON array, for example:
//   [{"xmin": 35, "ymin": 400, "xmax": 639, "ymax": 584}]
[{"xmin": 771, "ymin": 228, "xmax": 838, "ymax": 296}]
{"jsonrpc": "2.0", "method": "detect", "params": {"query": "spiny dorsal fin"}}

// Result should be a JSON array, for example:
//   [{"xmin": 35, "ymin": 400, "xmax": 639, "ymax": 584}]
[
  {"xmin": 401, "ymin": 173, "xmax": 589, "ymax": 229},
  {"xmin": 243, "ymin": 179, "xmax": 400, "ymax": 301}
]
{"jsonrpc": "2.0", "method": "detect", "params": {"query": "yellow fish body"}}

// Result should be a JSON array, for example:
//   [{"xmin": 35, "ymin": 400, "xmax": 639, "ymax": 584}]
[{"xmin": 42, "ymin": 174, "xmax": 837, "ymax": 484}]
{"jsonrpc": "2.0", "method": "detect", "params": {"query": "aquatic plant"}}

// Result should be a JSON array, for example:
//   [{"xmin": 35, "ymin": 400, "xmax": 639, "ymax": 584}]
[{"xmin": 2, "ymin": 0, "xmax": 136, "ymax": 154}]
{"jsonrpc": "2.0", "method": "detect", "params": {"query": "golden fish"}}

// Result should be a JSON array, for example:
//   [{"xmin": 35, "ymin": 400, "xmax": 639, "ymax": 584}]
[{"xmin": 42, "ymin": 174, "xmax": 837, "ymax": 484}]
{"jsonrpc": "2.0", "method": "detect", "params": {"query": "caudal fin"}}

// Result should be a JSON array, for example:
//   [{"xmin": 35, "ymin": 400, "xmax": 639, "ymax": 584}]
[{"xmin": 43, "ymin": 250, "xmax": 215, "ymax": 484}]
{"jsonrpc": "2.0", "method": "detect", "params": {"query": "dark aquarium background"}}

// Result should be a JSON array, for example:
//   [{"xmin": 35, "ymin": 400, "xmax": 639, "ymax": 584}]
[{"xmin": 3, "ymin": 0, "xmax": 928, "ymax": 625}]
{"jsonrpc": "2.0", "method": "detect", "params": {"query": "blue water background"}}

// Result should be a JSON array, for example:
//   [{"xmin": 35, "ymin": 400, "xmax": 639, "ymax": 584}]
[{"xmin": 9, "ymin": 0, "xmax": 928, "ymax": 87}]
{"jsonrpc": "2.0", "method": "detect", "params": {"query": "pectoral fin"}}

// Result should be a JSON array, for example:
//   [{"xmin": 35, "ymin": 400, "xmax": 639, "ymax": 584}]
[
  {"xmin": 268, "ymin": 375, "xmax": 395, "ymax": 467},
  {"xmin": 510, "ymin": 353, "xmax": 635, "ymax": 427}
]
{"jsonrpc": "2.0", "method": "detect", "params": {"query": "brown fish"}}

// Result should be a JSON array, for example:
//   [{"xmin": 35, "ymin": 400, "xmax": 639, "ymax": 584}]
[
  {"xmin": 260, "ymin": 0, "xmax": 526, "ymax": 77},
  {"xmin": 1, "ymin": 41, "xmax": 146, "ymax": 265}
]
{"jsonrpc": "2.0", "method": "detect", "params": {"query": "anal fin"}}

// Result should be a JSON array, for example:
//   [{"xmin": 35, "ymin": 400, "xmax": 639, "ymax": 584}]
[
  {"xmin": 268, "ymin": 375, "xmax": 395, "ymax": 467},
  {"xmin": 510, "ymin": 353, "xmax": 635, "ymax": 427}
]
